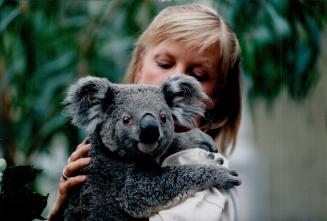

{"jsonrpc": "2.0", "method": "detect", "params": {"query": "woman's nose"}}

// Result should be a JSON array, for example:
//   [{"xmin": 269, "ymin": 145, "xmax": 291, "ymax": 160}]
[{"xmin": 167, "ymin": 65, "xmax": 186, "ymax": 77}]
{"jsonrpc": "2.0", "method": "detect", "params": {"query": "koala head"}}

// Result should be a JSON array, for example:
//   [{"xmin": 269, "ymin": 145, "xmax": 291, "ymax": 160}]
[{"xmin": 64, "ymin": 75, "xmax": 210, "ymax": 160}]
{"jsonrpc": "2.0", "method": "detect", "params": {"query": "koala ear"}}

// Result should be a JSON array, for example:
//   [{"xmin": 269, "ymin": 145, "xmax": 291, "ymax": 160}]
[
  {"xmin": 161, "ymin": 75, "xmax": 212, "ymax": 130},
  {"xmin": 64, "ymin": 76, "xmax": 114, "ymax": 133}
]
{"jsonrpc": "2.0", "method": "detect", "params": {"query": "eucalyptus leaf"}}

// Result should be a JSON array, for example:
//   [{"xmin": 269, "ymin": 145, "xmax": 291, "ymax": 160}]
[
  {"xmin": 61, "ymin": 15, "xmax": 89, "ymax": 28},
  {"xmin": 33, "ymin": 51, "xmax": 76, "ymax": 79},
  {"xmin": 265, "ymin": 3, "xmax": 291, "ymax": 37},
  {"xmin": 0, "ymin": 159, "xmax": 6, "ymax": 173},
  {"xmin": 0, "ymin": 8, "xmax": 20, "ymax": 33},
  {"xmin": 0, "ymin": 159, "xmax": 6, "ymax": 192}
]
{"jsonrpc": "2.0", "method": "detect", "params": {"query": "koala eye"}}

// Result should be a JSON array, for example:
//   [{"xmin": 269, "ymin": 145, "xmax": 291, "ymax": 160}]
[
  {"xmin": 160, "ymin": 113, "xmax": 167, "ymax": 124},
  {"xmin": 122, "ymin": 115, "xmax": 132, "ymax": 125}
]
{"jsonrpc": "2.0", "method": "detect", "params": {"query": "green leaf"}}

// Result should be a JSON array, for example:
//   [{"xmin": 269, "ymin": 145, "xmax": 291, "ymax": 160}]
[
  {"xmin": 0, "ymin": 159, "xmax": 5, "ymax": 192},
  {"xmin": 0, "ymin": 8, "xmax": 20, "ymax": 33},
  {"xmin": 265, "ymin": 3, "xmax": 291, "ymax": 38},
  {"xmin": 33, "ymin": 51, "xmax": 76, "ymax": 79},
  {"xmin": 0, "ymin": 159, "xmax": 6, "ymax": 173}
]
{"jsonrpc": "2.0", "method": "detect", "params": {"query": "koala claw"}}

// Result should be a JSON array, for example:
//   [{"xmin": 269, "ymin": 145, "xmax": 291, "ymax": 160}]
[
  {"xmin": 206, "ymin": 153, "xmax": 224, "ymax": 166},
  {"xmin": 226, "ymin": 169, "xmax": 241, "ymax": 188},
  {"xmin": 216, "ymin": 157, "xmax": 224, "ymax": 165},
  {"xmin": 214, "ymin": 166, "xmax": 241, "ymax": 190},
  {"xmin": 207, "ymin": 153, "xmax": 215, "ymax": 159},
  {"xmin": 230, "ymin": 170, "xmax": 238, "ymax": 176},
  {"xmin": 223, "ymin": 179, "xmax": 241, "ymax": 189}
]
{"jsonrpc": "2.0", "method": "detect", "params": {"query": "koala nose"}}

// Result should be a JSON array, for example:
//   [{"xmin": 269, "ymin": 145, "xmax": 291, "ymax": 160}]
[{"xmin": 139, "ymin": 114, "xmax": 160, "ymax": 144}]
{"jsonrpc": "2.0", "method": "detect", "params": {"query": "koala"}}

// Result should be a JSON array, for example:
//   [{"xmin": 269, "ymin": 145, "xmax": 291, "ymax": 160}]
[
  {"xmin": 63, "ymin": 75, "xmax": 240, "ymax": 221},
  {"xmin": 159, "ymin": 127, "xmax": 218, "ymax": 162}
]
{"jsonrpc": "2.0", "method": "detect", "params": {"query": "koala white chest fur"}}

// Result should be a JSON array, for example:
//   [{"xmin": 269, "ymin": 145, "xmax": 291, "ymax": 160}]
[{"xmin": 63, "ymin": 75, "xmax": 240, "ymax": 221}]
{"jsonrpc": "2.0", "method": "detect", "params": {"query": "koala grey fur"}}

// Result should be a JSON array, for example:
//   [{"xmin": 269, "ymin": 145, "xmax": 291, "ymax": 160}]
[
  {"xmin": 63, "ymin": 75, "xmax": 240, "ymax": 221},
  {"xmin": 159, "ymin": 127, "xmax": 218, "ymax": 162}
]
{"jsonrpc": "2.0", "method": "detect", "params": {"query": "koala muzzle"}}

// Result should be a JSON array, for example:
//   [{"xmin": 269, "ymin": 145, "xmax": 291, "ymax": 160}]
[{"xmin": 139, "ymin": 114, "xmax": 160, "ymax": 144}]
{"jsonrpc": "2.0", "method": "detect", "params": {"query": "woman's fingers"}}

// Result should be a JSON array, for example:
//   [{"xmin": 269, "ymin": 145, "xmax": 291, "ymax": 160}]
[
  {"xmin": 48, "ymin": 175, "xmax": 87, "ymax": 221},
  {"xmin": 59, "ymin": 175, "xmax": 87, "ymax": 195},
  {"xmin": 48, "ymin": 140, "xmax": 91, "ymax": 220},
  {"xmin": 64, "ymin": 157, "xmax": 91, "ymax": 177},
  {"xmin": 68, "ymin": 144, "xmax": 91, "ymax": 163}
]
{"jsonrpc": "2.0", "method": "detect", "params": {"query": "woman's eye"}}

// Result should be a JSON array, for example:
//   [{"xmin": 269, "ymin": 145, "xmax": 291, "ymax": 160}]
[
  {"xmin": 157, "ymin": 61, "xmax": 172, "ymax": 69},
  {"xmin": 189, "ymin": 70, "xmax": 209, "ymax": 82}
]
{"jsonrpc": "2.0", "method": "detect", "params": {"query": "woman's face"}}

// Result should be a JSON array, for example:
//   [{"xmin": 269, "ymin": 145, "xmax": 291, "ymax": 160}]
[{"xmin": 134, "ymin": 42, "xmax": 220, "ymax": 99}]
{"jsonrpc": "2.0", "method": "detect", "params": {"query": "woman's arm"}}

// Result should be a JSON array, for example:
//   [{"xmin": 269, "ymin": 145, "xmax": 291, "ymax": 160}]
[{"xmin": 48, "ymin": 141, "xmax": 92, "ymax": 221}]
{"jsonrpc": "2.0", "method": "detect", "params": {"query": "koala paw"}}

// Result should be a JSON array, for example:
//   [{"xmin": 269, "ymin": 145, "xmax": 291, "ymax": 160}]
[
  {"xmin": 216, "ymin": 157, "xmax": 224, "ymax": 165},
  {"xmin": 206, "ymin": 153, "xmax": 224, "ymax": 165},
  {"xmin": 213, "ymin": 166, "xmax": 241, "ymax": 190}
]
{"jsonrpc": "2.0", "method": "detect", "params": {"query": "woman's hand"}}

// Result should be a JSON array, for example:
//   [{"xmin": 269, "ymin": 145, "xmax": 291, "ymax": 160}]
[{"xmin": 48, "ymin": 140, "xmax": 92, "ymax": 220}]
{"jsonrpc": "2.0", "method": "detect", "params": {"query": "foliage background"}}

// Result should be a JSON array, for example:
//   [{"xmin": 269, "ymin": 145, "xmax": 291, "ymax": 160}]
[{"xmin": 0, "ymin": 0, "xmax": 326, "ymax": 220}]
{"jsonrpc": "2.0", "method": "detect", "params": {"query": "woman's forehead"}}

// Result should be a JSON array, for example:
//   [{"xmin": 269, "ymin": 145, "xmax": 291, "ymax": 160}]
[{"xmin": 147, "ymin": 41, "xmax": 220, "ymax": 63}]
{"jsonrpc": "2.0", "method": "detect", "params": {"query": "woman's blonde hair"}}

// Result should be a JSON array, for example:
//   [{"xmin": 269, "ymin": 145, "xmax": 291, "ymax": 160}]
[{"xmin": 124, "ymin": 4, "xmax": 241, "ymax": 155}]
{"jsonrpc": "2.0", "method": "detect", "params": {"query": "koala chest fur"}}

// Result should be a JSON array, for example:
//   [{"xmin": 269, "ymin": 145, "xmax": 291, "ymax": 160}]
[
  {"xmin": 64, "ymin": 135, "xmax": 151, "ymax": 221},
  {"xmin": 63, "ymin": 75, "xmax": 241, "ymax": 221}
]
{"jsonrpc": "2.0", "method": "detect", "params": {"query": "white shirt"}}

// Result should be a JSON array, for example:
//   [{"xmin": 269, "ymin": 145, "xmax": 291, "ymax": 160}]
[{"xmin": 150, "ymin": 148, "xmax": 238, "ymax": 221}]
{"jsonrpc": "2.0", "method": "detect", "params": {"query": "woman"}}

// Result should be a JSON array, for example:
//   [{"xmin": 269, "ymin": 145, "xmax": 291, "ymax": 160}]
[{"xmin": 49, "ymin": 3, "xmax": 241, "ymax": 221}]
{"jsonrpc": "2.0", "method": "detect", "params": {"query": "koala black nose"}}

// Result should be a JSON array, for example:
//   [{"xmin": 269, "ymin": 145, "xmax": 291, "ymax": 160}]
[{"xmin": 139, "ymin": 114, "xmax": 160, "ymax": 144}]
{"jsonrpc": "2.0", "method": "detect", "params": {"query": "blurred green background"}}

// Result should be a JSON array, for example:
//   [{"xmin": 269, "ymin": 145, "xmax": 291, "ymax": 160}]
[{"xmin": 0, "ymin": 0, "xmax": 326, "ymax": 220}]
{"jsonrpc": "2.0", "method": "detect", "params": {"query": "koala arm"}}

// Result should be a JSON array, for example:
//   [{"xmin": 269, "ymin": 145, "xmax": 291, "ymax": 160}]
[{"xmin": 118, "ymin": 164, "xmax": 240, "ymax": 218}]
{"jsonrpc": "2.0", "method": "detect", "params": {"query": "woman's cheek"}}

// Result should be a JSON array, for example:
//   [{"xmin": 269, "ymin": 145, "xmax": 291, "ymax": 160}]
[{"xmin": 201, "ymin": 82, "xmax": 216, "ymax": 99}]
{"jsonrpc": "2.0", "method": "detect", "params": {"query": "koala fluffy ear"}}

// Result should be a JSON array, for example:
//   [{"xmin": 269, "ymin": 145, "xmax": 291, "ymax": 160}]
[
  {"xmin": 64, "ymin": 76, "xmax": 114, "ymax": 133},
  {"xmin": 161, "ymin": 75, "xmax": 212, "ymax": 130}
]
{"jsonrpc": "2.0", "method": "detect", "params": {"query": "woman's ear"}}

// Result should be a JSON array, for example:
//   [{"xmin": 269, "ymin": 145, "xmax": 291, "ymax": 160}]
[{"xmin": 161, "ymin": 75, "xmax": 212, "ymax": 130}]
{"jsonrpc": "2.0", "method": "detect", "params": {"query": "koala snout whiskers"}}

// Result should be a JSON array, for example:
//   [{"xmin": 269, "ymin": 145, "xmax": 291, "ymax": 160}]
[{"xmin": 139, "ymin": 113, "xmax": 160, "ymax": 144}]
